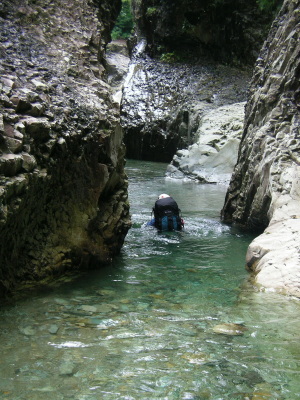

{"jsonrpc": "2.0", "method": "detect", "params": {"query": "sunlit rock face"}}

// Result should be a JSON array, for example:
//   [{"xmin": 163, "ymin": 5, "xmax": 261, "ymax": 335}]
[
  {"xmin": 0, "ymin": 0, "xmax": 131, "ymax": 295},
  {"xmin": 106, "ymin": 40, "xmax": 130, "ymax": 104},
  {"xmin": 166, "ymin": 102, "xmax": 245, "ymax": 184},
  {"xmin": 222, "ymin": 0, "xmax": 300, "ymax": 297}
]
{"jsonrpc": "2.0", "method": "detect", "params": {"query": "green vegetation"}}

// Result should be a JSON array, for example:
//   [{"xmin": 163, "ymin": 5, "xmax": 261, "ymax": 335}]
[
  {"xmin": 256, "ymin": 0, "xmax": 283, "ymax": 10},
  {"xmin": 160, "ymin": 52, "xmax": 179, "ymax": 63},
  {"xmin": 111, "ymin": 0, "xmax": 134, "ymax": 40},
  {"xmin": 146, "ymin": 7, "xmax": 158, "ymax": 17}
]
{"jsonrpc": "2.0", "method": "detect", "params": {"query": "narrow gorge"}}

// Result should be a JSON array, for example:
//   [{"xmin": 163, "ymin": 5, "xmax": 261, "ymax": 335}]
[
  {"xmin": 120, "ymin": 0, "xmax": 300, "ymax": 297},
  {"xmin": 0, "ymin": 0, "xmax": 299, "ymax": 299},
  {"xmin": 0, "ymin": 1, "xmax": 300, "ymax": 398}
]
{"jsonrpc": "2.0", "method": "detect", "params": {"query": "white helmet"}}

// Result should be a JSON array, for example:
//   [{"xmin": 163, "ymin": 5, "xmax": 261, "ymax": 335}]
[{"xmin": 158, "ymin": 193, "xmax": 170, "ymax": 199}]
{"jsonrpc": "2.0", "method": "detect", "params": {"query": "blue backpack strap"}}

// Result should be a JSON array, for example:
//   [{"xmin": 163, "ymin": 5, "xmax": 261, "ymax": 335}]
[
  {"xmin": 172, "ymin": 216, "xmax": 178, "ymax": 230},
  {"xmin": 161, "ymin": 216, "xmax": 168, "ymax": 231},
  {"xmin": 168, "ymin": 216, "xmax": 174, "ymax": 230}
]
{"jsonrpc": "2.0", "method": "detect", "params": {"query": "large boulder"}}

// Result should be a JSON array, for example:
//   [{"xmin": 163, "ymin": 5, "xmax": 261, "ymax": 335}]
[
  {"xmin": 0, "ymin": 0, "xmax": 131, "ymax": 296},
  {"xmin": 221, "ymin": 0, "xmax": 300, "ymax": 296},
  {"xmin": 166, "ymin": 102, "xmax": 245, "ymax": 184}
]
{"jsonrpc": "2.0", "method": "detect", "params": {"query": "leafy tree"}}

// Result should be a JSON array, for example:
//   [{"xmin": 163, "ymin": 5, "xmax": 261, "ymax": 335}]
[{"xmin": 111, "ymin": 0, "xmax": 134, "ymax": 40}]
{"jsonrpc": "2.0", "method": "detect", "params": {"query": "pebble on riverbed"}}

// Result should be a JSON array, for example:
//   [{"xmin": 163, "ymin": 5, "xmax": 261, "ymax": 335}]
[
  {"xmin": 59, "ymin": 361, "xmax": 76, "ymax": 376},
  {"xmin": 19, "ymin": 326, "xmax": 36, "ymax": 336},
  {"xmin": 181, "ymin": 351, "xmax": 210, "ymax": 364},
  {"xmin": 48, "ymin": 324, "xmax": 59, "ymax": 334},
  {"xmin": 212, "ymin": 323, "xmax": 247, "ymax": 336}
]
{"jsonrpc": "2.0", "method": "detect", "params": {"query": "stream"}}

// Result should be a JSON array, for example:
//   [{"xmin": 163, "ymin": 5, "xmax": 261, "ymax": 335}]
[{"xmin": 0, "ymin": 160, "xmax": 299, "ymax": 400}]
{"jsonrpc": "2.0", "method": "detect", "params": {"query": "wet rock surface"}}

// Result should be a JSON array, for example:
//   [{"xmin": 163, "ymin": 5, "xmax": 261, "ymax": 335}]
[
  {"xmin": 0, "ymin": 0, "xmax": 131, "ymax": 296},
  {"xmin": 213, "ymin": 322, "xmax": 247, "ymax": 336},
  {"xmin": 222, "ymin": 0, "xmax": 300, "ymax": 296},
  {"xmin": 121, "ymin": 0, "xmax": 277, "ymax": 166},
  {"xmin": 121, "ymin": 46, "xmax": 250, "ymax": 162},
  {"xmin": 105, "ymin": 40, "xmax": 130, "ymax": 104}
]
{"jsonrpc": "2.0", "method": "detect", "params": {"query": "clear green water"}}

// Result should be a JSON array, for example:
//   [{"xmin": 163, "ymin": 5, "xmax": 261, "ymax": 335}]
[{"xmin": 0, "ymin": 160, "xmax": 299, "ymax": 400}]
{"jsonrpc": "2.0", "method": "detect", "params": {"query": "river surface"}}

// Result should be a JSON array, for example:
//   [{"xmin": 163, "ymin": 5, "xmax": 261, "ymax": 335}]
[{"xmin": 0, "ymin": 160, "xmax": 299, "ymax": 400}]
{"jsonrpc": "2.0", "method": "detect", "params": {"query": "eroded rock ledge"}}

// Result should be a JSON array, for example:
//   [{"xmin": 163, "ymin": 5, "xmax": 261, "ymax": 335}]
[
  {"xmin": 0, "ymin": 0, "xmax": 131, "ymax": 296},
  {"xmin": 222, "ymin": 0, "xmax": 300, "ymax": 297}
]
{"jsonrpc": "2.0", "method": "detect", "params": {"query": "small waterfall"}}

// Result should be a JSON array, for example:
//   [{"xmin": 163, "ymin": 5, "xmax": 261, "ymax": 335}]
[{"xmin": 120, "ymin": 45, "xmax": 251, "ymax": 164}]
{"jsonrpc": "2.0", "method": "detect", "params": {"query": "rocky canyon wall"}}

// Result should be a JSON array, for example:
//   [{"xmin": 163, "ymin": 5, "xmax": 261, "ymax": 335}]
[
  {"xmin": 121, "ymin": 0, "xmax": 279, "ymax": 163},
  {"xmin": 0, "ymin": 0, "xmax": 131, "ymax": 296},
  {"xmin": 131, "ymin": 0, "xmax": 281, "ymax": 65},
  {"xmin": 222, "ymin": 0, "xmax": 300, "ymax": 296},
  {"xmin": 121, "ymin": 52, "xmax": 250, "ymax": 162}
]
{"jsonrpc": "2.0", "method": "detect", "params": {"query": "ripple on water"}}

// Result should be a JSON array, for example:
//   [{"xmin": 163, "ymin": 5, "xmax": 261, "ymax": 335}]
[{"xmin": 0, "ymin": 161, "xmax": 299, "ymax": 399}]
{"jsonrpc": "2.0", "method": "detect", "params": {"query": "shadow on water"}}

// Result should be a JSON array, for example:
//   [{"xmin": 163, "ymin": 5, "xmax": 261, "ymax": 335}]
[{"xmin": 0, "ymin": 159, "xmax": 299, "ymax": 400}]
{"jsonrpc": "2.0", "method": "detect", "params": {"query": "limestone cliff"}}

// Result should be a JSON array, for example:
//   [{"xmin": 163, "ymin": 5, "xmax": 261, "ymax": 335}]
[
  {"xmin": 222, "ymin": 0, "xmax": 300, "ymax": 296},
  {"xmin": 0, "ymin": 0, "xmax": 131, "ymax": 296}
]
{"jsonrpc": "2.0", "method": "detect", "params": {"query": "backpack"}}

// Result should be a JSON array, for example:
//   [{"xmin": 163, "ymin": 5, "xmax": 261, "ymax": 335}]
[{"xmin": 153, "ymin": 197, "xmax": 183, "ymax": 231}]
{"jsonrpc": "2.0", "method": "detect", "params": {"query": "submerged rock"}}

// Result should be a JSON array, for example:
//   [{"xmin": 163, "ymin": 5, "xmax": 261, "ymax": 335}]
[
  {"xmin": 59, "ymin": 361, "xmax": 76, "ymax": 376},
  {"xmin": 213, "ymin": 323, "xmax": 247, "ymax": 336},
  {"xmin": 181, "ymin": 351, "xmax": 210, "ymax": 364},
  {"xmin": 48, "ymin": 324, "xmax": 59, "ymax": 335},
  {"xmin": 19, "ymin": 326, "xmax": 36, "ymax": 336}
]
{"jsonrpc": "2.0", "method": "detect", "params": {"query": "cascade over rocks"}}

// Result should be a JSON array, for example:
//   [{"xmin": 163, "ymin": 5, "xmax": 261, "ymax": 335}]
[
  {"xmin": 222, "ymin": 0, "xmax": 300, "ymax": 297},
  {"xmin": 121, "ymin": 49, "xmax": 250, "ymax": 162},
  {"xmin": 0, "ymin": 0, "xmax": 131, "ymax": 296}
]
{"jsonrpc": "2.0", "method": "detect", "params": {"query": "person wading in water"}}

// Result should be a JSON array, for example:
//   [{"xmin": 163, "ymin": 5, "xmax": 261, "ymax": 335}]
[{"xmin": 147, "ymin": 194, "xmax": 184, "ymax": 231}]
